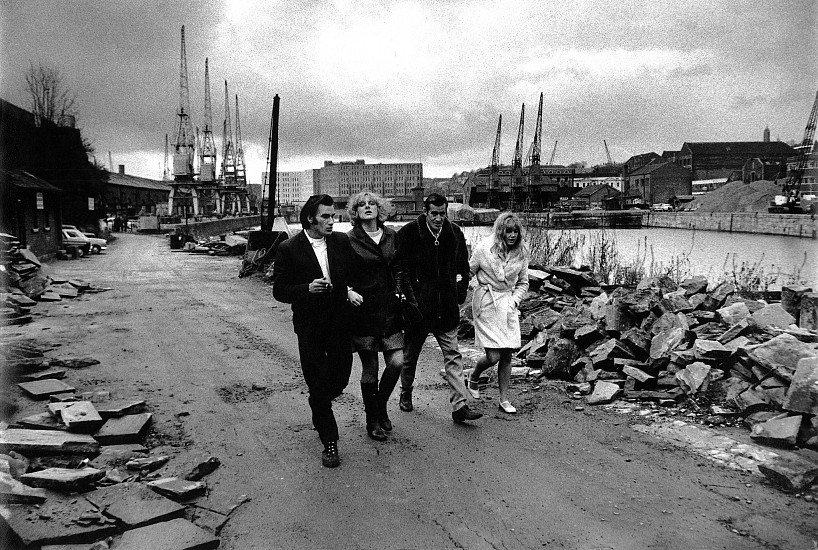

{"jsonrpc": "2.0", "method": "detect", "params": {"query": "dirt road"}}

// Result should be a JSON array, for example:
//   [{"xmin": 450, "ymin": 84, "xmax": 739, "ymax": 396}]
[{"xmin": 14, "ymin": 232, "xmax": 817, "ymax": 549}]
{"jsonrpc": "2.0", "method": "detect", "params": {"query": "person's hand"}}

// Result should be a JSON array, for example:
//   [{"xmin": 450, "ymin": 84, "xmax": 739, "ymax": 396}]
[
  {"xmin": 309, "ymin": 277, "xmax": 333, "ymax": 294},
  {"xmin": 348, "ymin": 289, "xmax": 363, "ymax": 306}
]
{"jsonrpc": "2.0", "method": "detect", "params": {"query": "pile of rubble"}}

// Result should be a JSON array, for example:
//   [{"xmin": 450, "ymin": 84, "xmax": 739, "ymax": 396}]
[
  {"xmin": 0, "ymin": 286, "xmax": 241, "ymax": 548},
  {"xmin": 174, "ymin": 233, "xmax": 248, "ymax": 256},
  {"xmin": 462, "ymin": 265, "xmax": 818, "ymax": 489}
]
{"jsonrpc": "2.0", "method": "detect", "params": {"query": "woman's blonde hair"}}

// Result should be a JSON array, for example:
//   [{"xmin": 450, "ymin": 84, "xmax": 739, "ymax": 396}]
[
  {"xmin": 492, "ymin": 211, "xmax": 527, "ymax": 257},
  {"xmin": 347, "ymin": 190, "xmax": 389, "ymax": 227}
]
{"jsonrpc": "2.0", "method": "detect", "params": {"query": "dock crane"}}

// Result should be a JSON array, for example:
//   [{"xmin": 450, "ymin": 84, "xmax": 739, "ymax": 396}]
[
  {"xmin": 603, "ymin": 139, "xmax": 613, "ymax": 165},
  {"xmin": 199, "ymin": 58, "xmax": 217, "ymax": 183},
  {"xmin": 172, "ymin": 25, "xmax": 195, "ymax": 181},
  {"xmin": 769, "ymin": 89, "xmax": 817, "ymax": 214},
  {"xmin": 510, "ymin": 103, "xmax": 525, "ymax": 210},
  {"xmin": 489, "ymin": 115, "xmax": 502, "ymax": 209},
  {"xmin": 549, "ymin": 141, "xmax": 558, "ymax": 165}
]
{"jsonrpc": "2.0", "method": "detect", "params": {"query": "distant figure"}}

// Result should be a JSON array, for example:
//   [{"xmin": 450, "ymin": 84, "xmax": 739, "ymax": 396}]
[
  {"xmin": 395, "ymin": 192, "xmax": 482, "ymax": 424},
  {"xmin": 272, "ymin": 194, "xmax": 355, "ymax": 468},
  {"xmin": 113, "ymin": 217, "xmax": 122, "ymax": 232},
  {"xmin": 466, "ymin": 212, "xmax": 529, "ymax": 414},
  {"xmin": 345, "ymin": 190, "xmax": 405, "ymax": 441}
]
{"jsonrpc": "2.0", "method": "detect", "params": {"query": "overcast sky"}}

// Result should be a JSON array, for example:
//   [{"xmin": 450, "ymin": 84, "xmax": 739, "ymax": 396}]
[{"xmin": 2, "ymin": 0, "xmax": 816, "ymax": 182}]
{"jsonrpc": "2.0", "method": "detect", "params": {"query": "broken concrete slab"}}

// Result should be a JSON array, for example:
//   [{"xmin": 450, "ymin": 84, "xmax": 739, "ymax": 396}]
[
  {"xmin": 800, "ymin": 292, "xmax": 818, "ymax": 330},
  {"xmin": 83, "ymin": 482, "xmax": 185, "ymax": 528},
  {"xmin": 38, "ymin": 291, "xmax": 62, "ymax": 302},
  {"xmin": 0, "ymin": 428, "xmax": 100, "ymax": 456},
  {"xmin": 93, "ymin": 413, "xmax": 152, "ymax": 445},
  {"xmin": 113, "ymin": 517, "xmax": 219, "ymax": 550},
  {"xmin": 18, "ymin": 379, "xmax": 76, "ymax": 399},
  {"xmin": 679, "ymin": 275, "xmax": 708, "ymax": 296},
  {"xmin": 758, "ymin": 453, "xmax": 818, "ymax": 492},
  {"xmin": 186, "ymin": 505, "xmax": 230, "ymax": 535},
  {"xmin": 750, "ymin": 414, "xmax": 803, "ymax": 447},
  {"xmin": 88, "ymin": 444, "xmax": 149, "ymax": 469},
  {"xmin": 717, "ymin": 302, "xmax": 750, "ymax": 326},
  {"xmin": 148, "ymin": 477, "xmax": 207, "ymax": 501},
  {"xmin": 60, "ymin": 401, "xmax": 104, "ymax": 433},
  {"xmin": 649, "ymin": 327, "xmax": 685, "ymax": 361},
  {"xmin": 781, "ymin": 285, "xmax": 812, "ymax": 320},
  {"xmin": 693, "ymin": 339, "xmax": 732, "ymax": 362},
  {"xmin": 622, "ymin": 365, "xmax": 654, "ymax": 383},
  {"xmin": 0, "ymin": 471, "xmax": 48, "ymax": 503},
  {"xmin": 16, "ymin": 411, "xmax": 68, "ymax": 431},
  {"xmin": 751, "ymin": 303, "xmax": 797, "ymax": 330},
  {"xmin": 184, "ymin": 457, "xmax": 221, "ymax": 481},
  {"xmin": 717, "ymin": 318, "xmax": 752, "ymax": 344},
  {"xmin": 587, "ymin": 381, "xmax": 622, "ymax": 405},
  {"xmin": 0, "ymin": 451, "xmax": 29, "ymax": 479},
  {"xmin": 782, "ymin": 356, "xmax": 818, "ymax": 414},
  {"xmin": 0, "ymin": 496, "xmax": 117, "ymax": 547},
  {"xmin": 20, "ymin": 467, "xmax": 104, "ymax": 492},
  {"xmin": 48, "ymin": 284, "xmax": 79, "ymax": 298}
]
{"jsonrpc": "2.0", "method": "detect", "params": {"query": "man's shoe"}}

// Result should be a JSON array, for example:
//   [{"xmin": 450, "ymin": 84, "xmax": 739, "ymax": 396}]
[
  {"xmin": 321, "ymin": 441, "xmax": 340, "ymax": 468},
  {"xmin": 379, "ymin": 414, "xmax": 393, "ymax": 432},
  {"xmin": 452, "ymin": 405, "xmax": 483, "ymax": 423},
  {"xmin": 367, "ymin": 422, "xmax": 387, "ymax": 441},
  {"xmin": 399, "ymin": 390, "xmax": 413, "ymax": 412}
]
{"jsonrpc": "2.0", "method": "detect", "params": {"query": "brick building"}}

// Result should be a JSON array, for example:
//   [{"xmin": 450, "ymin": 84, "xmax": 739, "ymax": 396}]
[
  {"xmin": 625, "ymin": 161, "xmax": 692, "ymax": 206},
  {"xmin": 676, "ymin": 141, "xmax": 795, "ymax": 182}
]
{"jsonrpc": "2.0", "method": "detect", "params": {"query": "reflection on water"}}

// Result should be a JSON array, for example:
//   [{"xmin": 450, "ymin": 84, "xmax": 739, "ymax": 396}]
[{"xmin": 287, "ymin": 222, "xmax": 816, "ymax": 288}]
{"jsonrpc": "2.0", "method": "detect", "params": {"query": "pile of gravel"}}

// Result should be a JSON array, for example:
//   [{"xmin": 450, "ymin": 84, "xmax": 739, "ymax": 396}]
[{"xmin": 689, "ymin": 179, "xmax": 783, "ymax": 213}]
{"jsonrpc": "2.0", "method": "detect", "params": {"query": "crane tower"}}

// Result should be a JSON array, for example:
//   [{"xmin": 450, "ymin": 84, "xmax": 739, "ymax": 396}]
[
  {"xmin": 488, "ymin": 115, "xmax": 502, "ymax": 209},
  {"xmin": 199, "ymin": 58, "xmax": 217, "ymax": 183},
  {"xmin": 234, "ymin": 94, "xmax": 247, "ymax": 187},
  {"xmin": 221, "ymin": 80, "xmax": 236, "ymax": 187},
  {"xmin": 172, "ymin": 25, "xmax": 195, "ymax": 180},
  {"xmin": 770, "ymin": 89, "xmax": 817, "ymax": 213}
]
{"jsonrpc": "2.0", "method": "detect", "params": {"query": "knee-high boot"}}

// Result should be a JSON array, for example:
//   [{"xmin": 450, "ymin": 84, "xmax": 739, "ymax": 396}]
[
  {"xmin": 361, "ymin": 382, "xmax": 387, "ymax": 441},
  {"xmin": 378, "ymin": 364, "xmax": 401, "ymax": 431}
]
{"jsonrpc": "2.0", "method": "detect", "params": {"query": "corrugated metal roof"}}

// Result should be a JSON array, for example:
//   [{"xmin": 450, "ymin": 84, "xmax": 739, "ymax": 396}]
[
  {"xmin": 682, "ymin": 141, "xmax": 794, "ymax": 157},
  {"xmin": 105, "ymin": 172, "xmax": 172, "ymax": 192}
]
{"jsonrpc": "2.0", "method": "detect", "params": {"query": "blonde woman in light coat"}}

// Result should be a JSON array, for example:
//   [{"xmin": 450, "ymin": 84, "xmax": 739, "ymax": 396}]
[{"xmin": 466, "ymin": 212, "xmax": 529, "ymax": 414}]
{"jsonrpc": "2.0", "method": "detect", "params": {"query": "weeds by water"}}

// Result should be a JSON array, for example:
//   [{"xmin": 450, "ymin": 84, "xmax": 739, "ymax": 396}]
[
  {"xmin": 525, "ymin": 226, "xmax": 584, "ymax": 267},
  {"xmin": 720, "ymin": 251, "xmax": 809, "ymax": 297}
]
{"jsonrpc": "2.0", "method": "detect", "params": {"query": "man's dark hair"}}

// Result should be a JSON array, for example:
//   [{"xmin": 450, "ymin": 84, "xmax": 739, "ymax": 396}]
[
  {"xmin": 423, "ymin": 192, "xmax": 448, "ymax": 211},
  {"xmin": 300, "ymin": 194, "xmax": 334, "ymax": 229}
]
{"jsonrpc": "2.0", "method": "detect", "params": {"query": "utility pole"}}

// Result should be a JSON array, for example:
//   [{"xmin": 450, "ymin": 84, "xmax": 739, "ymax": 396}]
[{"xmin": 264, "ymin": 95, "xmax": 280, "ymax": 231}]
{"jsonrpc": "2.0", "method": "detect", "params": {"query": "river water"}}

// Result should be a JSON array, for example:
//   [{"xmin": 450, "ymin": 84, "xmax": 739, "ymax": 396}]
[{"xmin": 287, "ymin": 222, "xmax": 817, "ymax": 289}]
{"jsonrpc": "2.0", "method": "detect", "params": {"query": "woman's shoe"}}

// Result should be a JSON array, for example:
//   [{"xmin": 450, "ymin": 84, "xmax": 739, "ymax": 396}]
[
  {"xmin": 466, "ymin": 376, "xmax": 480, "ymax": 399},
  {"xmin": 498, "ymin": 400, "xmax": 517, "ymax": 414}
]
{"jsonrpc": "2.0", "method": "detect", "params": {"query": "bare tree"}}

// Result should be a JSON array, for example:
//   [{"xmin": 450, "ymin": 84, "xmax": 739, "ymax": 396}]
[{"xmin": 25, "ymin": 61, "xmax": 77, "ymax": 127}]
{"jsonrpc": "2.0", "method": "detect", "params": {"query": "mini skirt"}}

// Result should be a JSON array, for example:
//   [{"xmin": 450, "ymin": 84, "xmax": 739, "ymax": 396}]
[{"xmin": 351, "ymin": 331, "xmax": 404, "ymax": 353}]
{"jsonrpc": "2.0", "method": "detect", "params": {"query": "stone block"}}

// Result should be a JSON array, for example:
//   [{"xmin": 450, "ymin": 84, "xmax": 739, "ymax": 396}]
[
  {"xmin": 675, "ymin": 362, "xmax": 711, "ymax": 395},
  {"xmin": 93, "ymin": 413, "xmax": 152, "ymax": 445},
  {"xmin": 751, "ymin": 303, "xmax": 796, "ymax": 330},
  {"xmin": 783, "ymin": 357, "xmax": 818, "ymax": 414},
  {"xmin": 722, "ymin": 335, "xmax": 751, "ymax": 352},
  {"xmin": 717, "ymin": 318, "xmax": 752, "ymax": 344},
  {"xmin": 750, "ymin": 414, "xmax": 802, "ymax": 447},
  {"xmin": 148, "ymin": 477, "xmax": 207, "ymax": 500},
  {"xmin": 19, "ymin": 368, "xmax": 67, "ymax": 382},
  {"xmin": 589, "ymin": 339, "xmax": 634, "ymax": 370},
  {"xmin": 622, "ymin": 365, "xmax": 653, "ymax": 383},
  {"xmin": 0, "ymin": 428, "xmax": 99, "ymax": 456},
  {"xmin": 16, "ymin": 411, "xmax": 68, "ymax": 431},
  {"xmin": 747, "ymin": 333, "xmax": 818, "ymax": 382},
  {"xmin": 543, "ymin": 338, "xmax": 580, "ymax": 378},
  {"xmin": 693, "ymin": 339, "xmax": 731, "ymax": 362},
  {"xmin": 61, "ymin": 401, "xmax": 104, "ymax": 433},
  {"xmin": 649, "ymin": 327, "xmax": 685, "ymax": 361},
  {"xmin": 734, "ymin": 386, "xmax": 773, "ymax": 413},
  {"xmin": 702, "ymin": 281, "xmax": 735, "ymax": 311},
  {"xmin": 800, "ymin": 292, "xmax": 818, "ymax": 330},
  {"xmin": 758, "ymin": 454, "xmax": 818, "ymax": 492},
  {"xmin": 587, "ymin": 381, "xmax": 621, "ymax": 405},
  {"xmin": 679, "ymin": 275, "xmax": 708, "ymax": 296},
  {"xmin": 49, "ymin": 356, "xmax": 100, "ymax": 369},
  {"xmin": 620, "ymin": 327, "xmax": 651, "ymax": 361},
  {"xmin": 113, "ymin": 517, "xmax": 219, "ymax": 550},
  {"xmin": 17, "ymin": 379, "xmax": 76, "ymax": 399},
  {"xmin": 0, "ymin": 471, "xmax": 48, "ymax": 503},
  {"xmin": 126, "ymin": 454, "xmax": 170, "ymax": 472},
  {"xmin": 717, "ymin": 302, "xmax": 750, "ymax": 325},
  {"xmin": 20, "ymin": 467, "xmax": 104, "ymax": 492},
  {"xmin": 84, "ymin": 482, "xmax": 185, "ymax": 528},
  {"xmin": 781, "ymin": 285, "xmax": 812, "ymax": 319},
  {"xmin": 574, "ymin": 324, "xmax": 605, "ymax": 349}
]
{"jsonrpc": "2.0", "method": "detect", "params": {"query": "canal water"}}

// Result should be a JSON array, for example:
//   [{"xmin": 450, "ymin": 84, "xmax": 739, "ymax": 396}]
[{"xmin": 288, "ymin": 222, "xmax": 817, "ymax": 289}]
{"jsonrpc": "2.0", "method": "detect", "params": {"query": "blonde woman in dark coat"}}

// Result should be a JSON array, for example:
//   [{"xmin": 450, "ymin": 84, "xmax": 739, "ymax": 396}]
[{"xmin": 346, "ymin": 191, "xmax": 405, "ymax": 441}]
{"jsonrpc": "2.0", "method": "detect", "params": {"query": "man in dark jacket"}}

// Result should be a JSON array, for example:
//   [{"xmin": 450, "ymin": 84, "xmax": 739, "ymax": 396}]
[
  {"xmin": 273, "ymin": 194, "xmax": 355, "ymax": 467},
  {"xmin": 396, "ymin": 193, "xmax": 482, "ymax": 423}
]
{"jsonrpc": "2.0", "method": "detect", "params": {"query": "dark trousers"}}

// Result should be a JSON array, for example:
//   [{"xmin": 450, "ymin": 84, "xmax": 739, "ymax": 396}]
[{"xmin": 297, "ymin": 329, "xmax": 353, "ymax": 445}]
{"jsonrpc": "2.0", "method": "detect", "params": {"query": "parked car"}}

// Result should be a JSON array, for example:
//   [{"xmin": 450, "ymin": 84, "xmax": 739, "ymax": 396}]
[
  {"xmin": 61, "ymin": 228, "xmax": 107, "ymax": 254},
  {"xmin": 651, "ymin": 203, "xmax": 673, "ymax": 211},
  {"xmin": 62, "ymin": 225, "xmax": 108, "ymax": 254}
]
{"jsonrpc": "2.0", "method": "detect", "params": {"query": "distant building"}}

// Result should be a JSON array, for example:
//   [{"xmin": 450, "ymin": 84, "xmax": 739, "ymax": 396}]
[
  {"xmin": 691, "ymin": 178, "xmax": 728, "ymax": 196},
  {"xmin": 316, "ymin": 160, "xmax": 423, "ymax": 206},
  {"xmin": 741, "ymin": 158, "xmax": 787, "ymax": 184},
  {"xmin": 264, "ymin": 169, "xmax": 318, "ymax": 205},
  {"xmin": 675, "ymin": 141, "xmax": 795, "ymax": 182},
  {"xmin": 568, "ymin": 184, "xmax": 621, "ymax": 210},
  {"xmin": 101, "ymin": 165, "xmax": 171, "ymax": 219},
  {"xmin": 786, "ymin": 148, "xmax": 818, "ymax": 197},
  {"xmin": 0, "ymin": 169, "xmax": 63, "ymax": 259},
  {"xmin": 623, "ymin": 152, "xmax": 662, "ymax": 176},
  {"xmin": 625, "ymin": 161, "xmax": 692, "ymax": 206},
  {"xmin": 573, "ymin": 175, "xmax": 624, "ymax": 193},
  {"xmin": 466, "ymin": 164, "xmax": 571, "ymax": 210}
]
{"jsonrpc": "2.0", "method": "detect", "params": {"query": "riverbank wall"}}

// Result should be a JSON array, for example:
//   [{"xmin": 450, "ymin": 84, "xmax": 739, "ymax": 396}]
[{"xmin": 645, "ymin": 211, "xmax": 817, "ymax": 239}]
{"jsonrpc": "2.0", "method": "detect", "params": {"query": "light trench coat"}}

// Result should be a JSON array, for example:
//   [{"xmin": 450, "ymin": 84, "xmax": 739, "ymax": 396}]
[{"xmin": 468, "ymin": 236, "xmax": 529, "ymax": 349}]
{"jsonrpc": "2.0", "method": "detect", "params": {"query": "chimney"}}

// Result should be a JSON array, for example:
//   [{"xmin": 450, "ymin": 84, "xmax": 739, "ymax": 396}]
[{"xmin": 118, "ymin": 164, "xmax": 125, "ymax": 175}]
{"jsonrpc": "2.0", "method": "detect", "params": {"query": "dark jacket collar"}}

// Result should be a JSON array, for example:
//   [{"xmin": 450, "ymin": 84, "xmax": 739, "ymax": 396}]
[{"xmin": 415, "ymin": 214, "xmax": 454, "ymax": 242}]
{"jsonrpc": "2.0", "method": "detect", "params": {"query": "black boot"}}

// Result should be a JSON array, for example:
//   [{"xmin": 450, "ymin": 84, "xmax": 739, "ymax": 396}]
[
  {"xmin": 399, "ymin": 388, "xmax": 413, "ymax": 412},
  {"xmin": 378, "ymin": 366, "xmax": 401, "ymax": 431},
  {"xmin": 361, "ymin": 382, "xmax": 387, "ymax": 441}
]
